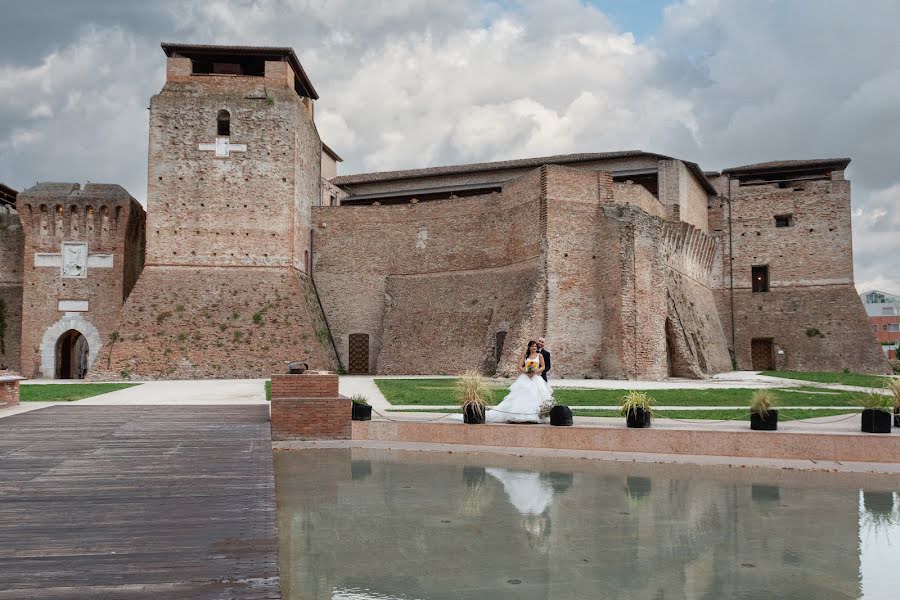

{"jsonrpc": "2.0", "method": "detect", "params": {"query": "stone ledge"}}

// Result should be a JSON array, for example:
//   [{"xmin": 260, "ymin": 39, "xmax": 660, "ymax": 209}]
[{"xmin": 352, "ymin": 420, "xmax": 900, "ymax": 464}]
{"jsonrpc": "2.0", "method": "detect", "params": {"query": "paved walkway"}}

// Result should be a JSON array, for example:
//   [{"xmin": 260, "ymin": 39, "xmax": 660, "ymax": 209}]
[{"xmin": 0, "ymin": 405, "xmax": 279, "ymax": 599}]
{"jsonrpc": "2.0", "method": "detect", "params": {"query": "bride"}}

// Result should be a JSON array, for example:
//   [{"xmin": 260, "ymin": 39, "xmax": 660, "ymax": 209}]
[{"xmin": 486, "ymin": 340, "xmax": 554, "ymax": 423}]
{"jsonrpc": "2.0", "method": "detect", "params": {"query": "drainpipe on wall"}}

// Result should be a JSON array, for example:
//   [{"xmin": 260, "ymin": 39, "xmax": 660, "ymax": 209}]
[
  {"xmin": 309, "ymin": 228, "xmax": 344, "ymax": 373},
  {"xmin": 727, "ymin": 177, "xmax": 737, "ymax": 369}
]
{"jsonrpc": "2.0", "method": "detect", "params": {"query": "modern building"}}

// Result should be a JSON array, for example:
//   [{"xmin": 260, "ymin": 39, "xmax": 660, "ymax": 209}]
[{"xmin": 860, "ymin": 290, "xmax": 900, "ymax": 359}]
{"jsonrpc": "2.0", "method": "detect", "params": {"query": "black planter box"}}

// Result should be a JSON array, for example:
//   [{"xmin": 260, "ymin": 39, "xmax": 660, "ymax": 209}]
[
  {"xmin": 463, "ymin": 405, "xmax": 485, "ymax": 424},
  {"xmin": 625, "ymin": 407, "xmax": 651, "ymax": 428},
  {"xmin": 894, "ymin": 407, "xmax": 900, "ymax": 429},
  {"xmin": 863, "ymin": 491, "xmax": 895, "ymax": 515},
  {"xmin": 549, "ymin": 405, "xmax": 573, "ymax": 426},
  {"xmin": 750, "ymin": 410, "xmax": 779, "ymax": 431},
  {"xmin": 861, "ymin": 408, "xmax": 892, "ymax": 433},
  {"xmin": 351, "ymin": 403, "xmax": 372, "ymax": 421},
  {"xmin": 625, "ymin": 476, "xmax": 652, "ymax": 500}
]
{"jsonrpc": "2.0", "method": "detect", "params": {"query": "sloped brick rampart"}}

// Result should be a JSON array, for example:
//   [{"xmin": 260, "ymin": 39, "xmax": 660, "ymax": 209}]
[{"xmin": 103, "ymin": 266, "xmax": 337, "ymax": 379}]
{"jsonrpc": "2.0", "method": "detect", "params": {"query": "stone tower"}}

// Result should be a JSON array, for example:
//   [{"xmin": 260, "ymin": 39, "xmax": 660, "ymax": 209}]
[
  {"xmin": 16, "ymin": 184, "xmax": 145, "ymax": 378},
  {"xmin": 107, "ymin": 44, "xmax": 337, "ymax": 378}
]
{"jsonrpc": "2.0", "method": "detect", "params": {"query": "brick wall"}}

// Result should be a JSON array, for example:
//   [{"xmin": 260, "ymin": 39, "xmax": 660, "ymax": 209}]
[
  {"xmin": 147, "ymin": 60, "xmax": 320, "ymax": 272},
  {"xmin": 313, "ymin": 168, "xmax": 545, "ymax": 374},
  {"xmin": 103, "ymin": 266, "xmax": 337, "ymax": 379},
  {"xmin": 0, "ymin": 205, "xmax": 23, "ymax": 371},
  {"xmin": 0, "ymin": 378, "xmax": 20, "ymax": 408},
  {"xmin": 16, "ymin": 184, "xmax": 145, "ymax": 378},
  {"xmin": 728, "ymin": 177, "xmax": 887, "ymax": 373},
  {"xmin": 270, "ymin": 373, "xmax": 350, "ymax": 440}
]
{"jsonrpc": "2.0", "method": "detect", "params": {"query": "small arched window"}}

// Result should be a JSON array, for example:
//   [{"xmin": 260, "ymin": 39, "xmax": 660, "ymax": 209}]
[{"xmin": 217, "ymin": 110, "xmax": 230, "ymax": 136}]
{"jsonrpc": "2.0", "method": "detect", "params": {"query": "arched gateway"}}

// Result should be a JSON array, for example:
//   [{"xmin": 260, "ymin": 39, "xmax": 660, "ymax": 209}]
[{"xmin": 39, "ymin": 316, "xmax": 102, "ymax": 379}]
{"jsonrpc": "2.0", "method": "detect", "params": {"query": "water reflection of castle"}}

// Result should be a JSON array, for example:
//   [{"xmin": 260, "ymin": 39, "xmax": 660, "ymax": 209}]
[{"xmin": 276, "ymin": 450, "xmax": 865, "ymax": 600}]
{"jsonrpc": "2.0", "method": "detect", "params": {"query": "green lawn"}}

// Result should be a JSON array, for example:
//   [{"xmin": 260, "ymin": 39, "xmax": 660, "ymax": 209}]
[
  {"xmin": 385, "ymin": 407, "xmax": 861, "ymax": 421},
  {"xmin": 762, "ymin": 370, "xmax": 893, "ymax": 388},
  {"xmin": 374, "ymin": 378, "xmax": 866, "ymax": 408},
  {"xmin": 20, "ymin": 383, "xmax": 139, "ymax": 402}
]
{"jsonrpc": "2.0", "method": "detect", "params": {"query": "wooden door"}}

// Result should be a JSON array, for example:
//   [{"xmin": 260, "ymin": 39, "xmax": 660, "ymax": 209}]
[
  {"xmin": 348, "ymin": 334, "xmax": 370, "ymax": 374},
  {"xmin": 750, "ymin": 338, "xmax": 774, "ymax": 371}
]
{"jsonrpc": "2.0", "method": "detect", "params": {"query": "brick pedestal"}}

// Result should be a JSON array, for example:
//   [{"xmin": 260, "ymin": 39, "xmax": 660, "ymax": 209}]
[
  {"xmin": 270, "ymin": 372, "xmax": 350, "ymax": 441},
  {"xmin": 0, "ymin": 375, "xmax": 24, "ymax": 408}
]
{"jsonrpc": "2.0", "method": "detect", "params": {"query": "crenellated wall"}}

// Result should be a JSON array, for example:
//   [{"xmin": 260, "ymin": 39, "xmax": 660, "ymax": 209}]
[
  {"xmin": 16, "ymin": 183, "xmax": 145, "ymax": 378},
  {"xmin": 0, "ymin": 204, "xmax": 24, "ymax": 371}
]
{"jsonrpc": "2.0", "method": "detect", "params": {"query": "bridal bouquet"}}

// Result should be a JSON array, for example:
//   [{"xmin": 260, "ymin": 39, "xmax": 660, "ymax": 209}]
[{"xmin": 525, "ymin": 364, "xmax": 537, "ymax": 374}]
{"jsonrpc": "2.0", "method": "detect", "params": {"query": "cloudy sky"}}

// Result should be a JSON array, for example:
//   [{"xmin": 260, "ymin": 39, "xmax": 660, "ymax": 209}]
[{"xmin": 1, "ymin": 0, "xmax": 897, "ymax": 292}]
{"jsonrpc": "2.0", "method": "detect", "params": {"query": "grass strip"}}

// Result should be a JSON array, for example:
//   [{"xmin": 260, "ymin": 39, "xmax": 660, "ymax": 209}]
[
  {"xmin": 21, "ymin": 383, "xmax": 139, "ymax": 402},
  {"xmin": 761, "ymin": 370, "xmax": 892, "ymax": 388},
  {"xmin": 375, "ymin": 379, "xmax": 864, "ymax": 407}
]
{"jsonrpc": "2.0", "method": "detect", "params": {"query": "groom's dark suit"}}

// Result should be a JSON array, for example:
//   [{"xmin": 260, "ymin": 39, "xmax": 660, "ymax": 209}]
[{"xmin": 539, "ymin": 348, "xmax": 551, "ymax": 382}]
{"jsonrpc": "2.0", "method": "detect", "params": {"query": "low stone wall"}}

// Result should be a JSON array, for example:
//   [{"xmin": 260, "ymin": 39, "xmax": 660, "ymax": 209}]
[
  {"xmin": 0, "ymin": 375, "xmax": 23, "ymax": 408},
  {"xmin": 270, "ymin": 373, "xmax": 350, "ymax": 441},
  {"xmin": 353, "ymin": 421, "xmax": 900, "ymax": 463}
]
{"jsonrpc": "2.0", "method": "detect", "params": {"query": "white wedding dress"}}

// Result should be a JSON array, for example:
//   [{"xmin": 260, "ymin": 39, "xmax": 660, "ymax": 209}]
[{"xmin": 485, "ymin": 356, "xmax": 553, "ymax": 423}]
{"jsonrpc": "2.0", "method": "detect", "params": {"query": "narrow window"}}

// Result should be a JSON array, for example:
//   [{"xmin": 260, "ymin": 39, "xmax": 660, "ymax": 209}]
[
  {"xmin": 217, "ymin": 110, "xmax": 230, "ymax": 136},
  {"xmin": 752, "ymin": 265, "xmax": 769, "ymax": 293},
  {"xmin": 774, "ymin": 214, "xmax": 793, "ymax": 228}
]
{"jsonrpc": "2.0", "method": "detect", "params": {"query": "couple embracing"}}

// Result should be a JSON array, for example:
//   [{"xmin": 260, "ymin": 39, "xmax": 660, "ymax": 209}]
[{"xmin": 485, "ymin": 338, "xmax": 554, "ymax": 424}]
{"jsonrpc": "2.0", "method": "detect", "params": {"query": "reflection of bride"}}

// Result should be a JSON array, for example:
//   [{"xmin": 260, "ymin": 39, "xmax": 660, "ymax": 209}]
[
  {"xmin": 486, "ymin": 467, "xmax": 556, "ymax": 552},
  {"xmin": 486, "ymin": 340, "xmax": 553, "ymax": 423}
]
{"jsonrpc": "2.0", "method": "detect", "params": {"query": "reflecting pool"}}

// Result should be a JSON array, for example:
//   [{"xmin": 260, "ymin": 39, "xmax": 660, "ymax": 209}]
[{"xmin": 275, "ymin": 449, "xmax": 900, "ymax": 600}]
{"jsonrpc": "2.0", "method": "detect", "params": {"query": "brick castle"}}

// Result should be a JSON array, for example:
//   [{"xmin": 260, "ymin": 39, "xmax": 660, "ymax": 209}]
[{"xmin": 0, "ymin": 43, "xmax": 888, "ymax": 379}]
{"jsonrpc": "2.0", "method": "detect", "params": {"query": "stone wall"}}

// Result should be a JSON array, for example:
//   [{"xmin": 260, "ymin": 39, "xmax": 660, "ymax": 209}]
[
  {"xmin": 147, "ymin": 58, "xmax": 320, "ymax": 272},
  {"xmin": 658, "ymin": 159, "xmax": 709, "ymax": 233},
  {"xmin": 104, "ymin": 266, "xmax": 337, "ymax": 379},
  {"xmin": 728, "ymin": 177, "xmax": 887, "ymax": 372},
  {"xmin": 313, "ymin": 168, "xmax": 545, "ymax": 374},
  {"xmin": 16, "ymin": 184, "xmax": 145, "ymax": 378},
  {"xmin": 0, "ymin": 205, "xmax": 23, "ymax": 371}
]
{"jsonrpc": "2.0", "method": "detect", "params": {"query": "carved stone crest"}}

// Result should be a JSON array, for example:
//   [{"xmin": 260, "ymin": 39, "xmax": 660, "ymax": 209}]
[{"xmin": 61, "ymin": 242, "xmax": 88, "ymax": 278}]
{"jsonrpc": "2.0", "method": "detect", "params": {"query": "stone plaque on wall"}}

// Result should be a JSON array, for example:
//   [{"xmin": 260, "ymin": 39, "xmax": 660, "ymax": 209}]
[{"xmin": 61, "ymin": 242, "xmax": 88, "ymax": 278}]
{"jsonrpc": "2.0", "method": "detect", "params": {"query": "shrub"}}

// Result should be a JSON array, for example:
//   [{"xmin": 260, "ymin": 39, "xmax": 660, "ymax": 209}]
[
  {"xmin": 350, "ymin": 394, "xmax": 369, "ymax": 406},
  {"xmin": 456, "ymin": 371, "xmax": 492, "ymax": 421},
  {"xmin": 750, "ymin": 389, "xmax": 777, "ymax": 417},
  {"xmin": 859, "ymin": 391, "xmax": 893, "ymax": 413},
  {"xmin": 620, "ymin": 390, "xmax": 654, "ymax": 417},
  {"xmin": 885, "ymin": 379, "xmax": 900, "ymax": 411}
]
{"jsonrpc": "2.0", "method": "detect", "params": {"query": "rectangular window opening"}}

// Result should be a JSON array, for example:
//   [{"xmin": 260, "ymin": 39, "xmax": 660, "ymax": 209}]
[
  {"xmin": 774, "ymin": 214, "xmax": 793, "ymax": 228},
  {"xmin": 752, "ymin": 265, "xmax": 769, "ymax": 293}
]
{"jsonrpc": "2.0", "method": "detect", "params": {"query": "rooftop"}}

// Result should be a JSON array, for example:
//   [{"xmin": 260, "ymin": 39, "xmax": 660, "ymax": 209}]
[
  {"xmin": 161, "ymin": 42, "xmax": 319, "ymax": 99},
  {"xmin": 0, "ymin": 182, "xmax": 17, "ymax": 206},
  {"xmin": 722, "ymin": 158, "xmax": 850, "ymax": 175},
  {"xmin": 334, "ymin": 150, "xmax": 717, "ymax": 195}
]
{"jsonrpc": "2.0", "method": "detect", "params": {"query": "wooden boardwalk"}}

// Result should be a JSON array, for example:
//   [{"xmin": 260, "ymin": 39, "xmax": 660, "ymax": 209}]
[{"xmin": 0, "ymin": 405, "xmax": 280, "ymax": 599}]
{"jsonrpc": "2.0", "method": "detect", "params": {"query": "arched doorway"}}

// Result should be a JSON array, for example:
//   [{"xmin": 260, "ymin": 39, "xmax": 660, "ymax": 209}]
[
  {"xmin": 56, "ymin": 330, "xmax": 89, "ymax": 379},
  {"xmin": 348, "ymin": 333, "xmax": 370, "ymax": 374}
]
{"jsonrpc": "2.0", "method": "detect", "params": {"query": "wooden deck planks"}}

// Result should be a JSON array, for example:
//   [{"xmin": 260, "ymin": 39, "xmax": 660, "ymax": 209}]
[{"xmin": 0, "ymin": 405, "xmax": 280, "ymax": 599}]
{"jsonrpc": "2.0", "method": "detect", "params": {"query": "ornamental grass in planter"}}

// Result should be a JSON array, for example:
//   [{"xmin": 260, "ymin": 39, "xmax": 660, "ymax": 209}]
[
  {"xmin": 859, "ymin": 391, "xmax": 893, "ymax": 434},
  {"xmin": 749, "ymin": 389, "xmax": 779, "ymax": 431},
  {"xmin": 621, "ymin": 391, "xmax": 654, "ymax": 428},
  {"xmin": 457, "ymin": 370, "xmax": 491, "ymax": 424},
  {"xmin": 350, "ymin": 394, "xmax": 372, "ymax": 421},
  {"xmin": 886, "ymin": 379, "xmax": 900, "ymax": 428}
]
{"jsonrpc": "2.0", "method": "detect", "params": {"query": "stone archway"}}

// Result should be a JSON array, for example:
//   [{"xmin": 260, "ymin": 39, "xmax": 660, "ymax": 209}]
[
  {"xmin": 56, "ymin": 330, "xmax": 89, "ymax": 379},
  {"xmin": 39, "ymin": 316, "xmax": 102, "ymax": 379}
]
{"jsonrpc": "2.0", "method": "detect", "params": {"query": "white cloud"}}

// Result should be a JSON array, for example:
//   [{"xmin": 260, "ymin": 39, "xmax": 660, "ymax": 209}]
[{"xmin": 0, "ymin": 0, "xmax": 897, "ymax": 289}]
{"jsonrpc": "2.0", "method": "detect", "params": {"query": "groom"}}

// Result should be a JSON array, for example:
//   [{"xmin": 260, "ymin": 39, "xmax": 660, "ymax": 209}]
[{"xmin": 537, "ymin": 338, "xmax": 551, "ymax": 382}]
